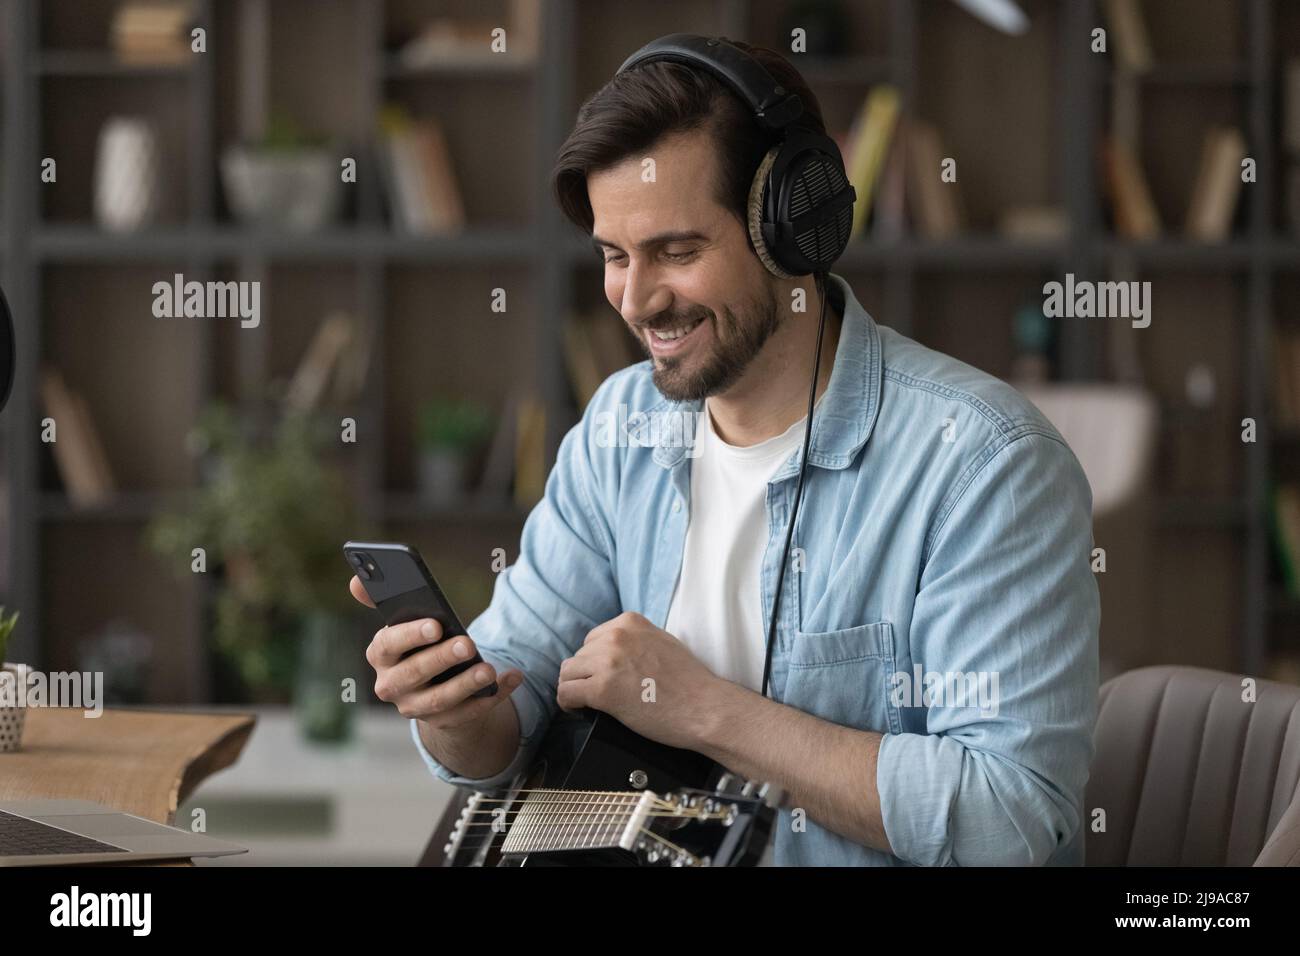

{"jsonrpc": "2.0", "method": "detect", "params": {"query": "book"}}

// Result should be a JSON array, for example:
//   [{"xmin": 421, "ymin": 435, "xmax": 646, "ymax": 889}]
[
  {"xmin": 512, "ymin": 394, "xmax": 547, "ymax": 509},
  {"xmin": 1102, "ymin": 136, "xmax": 1162, "ymax": 239},
  {"xmin": 40, "ymin": 368, "xmax": 117, "ymax": 507},
  {"xmin": 412, "ymin": 119, "xmax": 465, "ymax": 232},
  {"xmin": 509, "ymin": 0, "xmax": 542, "ymax": 59},
  {"xmin": 872, "ymin": 128, "xmax": 907, "ymax": 241},
  {"xmin": 378, "ymin": 107, "xmax": 465, "ymax": 234},
  {"xmin": 284, "ymin": 312, "xmax": 354, "ymax": 413},
  {"xmin": 1184, "ymin": 126, "xmax": 1246, "ymax": 241},
  {"xmin": 999, "ymin": 205, "xmax": 1069, "ymax": 242},
  {"xmin": 1102, "ymin": 0, "xmax": 1153, "ymax": 73},
  {"xmin": 1272, "ymin": 484, "xmax": 1300, "ymax": 599},
  {"xmin": 1289, "ymin": 166, "xmax": 1300, "ymax": 239},
  {"xmin": 586, "ymin": 314, "xmax": 639, "ymax": 377},
  {"xmin": 110, "ymin": 1, "xmax": 197, "ymax": 66},
  {"xmin": 396, "ymin": 18, "xmax": 535, "ymax": 69},
  {"xmin": 903, "ymin": 119, "xmax": 964, "ymax": 240},
  {"xmin": 562, "ymin": 316, "xmax": 606, "ymax": 410},
  {"xmin": 845, "ymin": 86, "xmax": 901, "ymax": 240},
  {"xmin": 378, "ymin": 108, "xmax": 431, "ymax": 232},
  {"xmin": 1284, "ymin": 58, "xmax": 1300, "ymax": 157},
  {"xmin": 1275, "ymin": 328, "xmax": 1300, "ymax": 431},
  {"xmin": 477, "ymin": 388, "xmax": 521, "ymax": 501},
  {"xmin": 561, "ymin": 312, "xmax": 641, "ymax": 410},
  {"xmin": 331, "ymin": 315, "xmax": 373, "ymax": 405}
]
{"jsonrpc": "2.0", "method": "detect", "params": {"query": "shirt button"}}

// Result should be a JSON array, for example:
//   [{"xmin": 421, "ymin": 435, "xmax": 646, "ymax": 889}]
[{"xmin": 672, "ymin": 499, "xmax": 682, "ymax": 513}]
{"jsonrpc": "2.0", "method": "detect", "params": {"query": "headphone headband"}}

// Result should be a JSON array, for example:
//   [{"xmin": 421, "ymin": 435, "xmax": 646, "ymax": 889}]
[
  {"xmin": 614, "ymin": 33, "xmax": 854, "ymax": 278},
  {"xmin": 616, "ymin": 34, "xmax": 804, "ymax": 131}
]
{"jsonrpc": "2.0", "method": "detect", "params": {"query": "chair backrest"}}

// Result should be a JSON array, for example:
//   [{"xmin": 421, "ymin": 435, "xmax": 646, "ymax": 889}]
[{"xmin": 1086, "ymin": 666, "xmax": 1300, "ymax": 866}]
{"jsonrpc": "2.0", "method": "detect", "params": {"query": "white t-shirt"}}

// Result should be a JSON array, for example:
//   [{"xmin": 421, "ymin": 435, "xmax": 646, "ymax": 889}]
[{"xmin": 663, "ymin": 393, "xmax": 824, "ymax": 692}]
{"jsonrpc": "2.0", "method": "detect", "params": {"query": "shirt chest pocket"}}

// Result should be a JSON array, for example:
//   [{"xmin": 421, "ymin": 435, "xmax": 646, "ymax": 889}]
[{"xmin": 780, "ymin": 621, "xmax": 901, "ymax": 735}]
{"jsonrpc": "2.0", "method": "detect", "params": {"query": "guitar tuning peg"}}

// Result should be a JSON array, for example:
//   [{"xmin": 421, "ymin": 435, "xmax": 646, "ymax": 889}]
[
  {"xmin": 715, "ymin": 773, "xmax": 735, "ymax": 794},
  {"xmin": 758, "ymin": 781, "xmax": 784, "ymax": 809},
  {"xmin": 740, "ymin": 780, "xmax": 756, "ymax": 797}
]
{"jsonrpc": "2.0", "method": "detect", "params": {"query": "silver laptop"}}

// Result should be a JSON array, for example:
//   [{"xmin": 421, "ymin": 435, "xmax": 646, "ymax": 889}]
[{"xmin": 0, "ymin": 799, "xmax": 247, "ymax": 866}]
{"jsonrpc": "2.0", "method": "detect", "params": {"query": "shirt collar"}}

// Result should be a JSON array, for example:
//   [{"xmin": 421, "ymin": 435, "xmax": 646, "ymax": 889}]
[{"xmin": 648, "ymin": 272, "xmax": 883, "ymax": 474}]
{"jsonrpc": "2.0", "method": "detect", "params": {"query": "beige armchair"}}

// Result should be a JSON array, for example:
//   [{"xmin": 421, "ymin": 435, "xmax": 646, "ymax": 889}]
[{"xmin": 1086, "ymin": 665, "xmax": 1300, "ymax": 866}]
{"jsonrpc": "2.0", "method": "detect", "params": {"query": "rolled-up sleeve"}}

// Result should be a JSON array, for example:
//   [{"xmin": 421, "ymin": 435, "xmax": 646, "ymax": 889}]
[
  {"xmin": 876, "ymin": 430, "xmax": 1100, "ymax": 866},
  {"xmin": 411, "ymin": 379, "xmax": 624, "ymax": 790}
]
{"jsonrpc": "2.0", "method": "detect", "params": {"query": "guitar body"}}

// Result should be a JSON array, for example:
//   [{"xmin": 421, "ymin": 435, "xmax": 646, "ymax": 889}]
[{"xmin": 443, "ymin": 709, "xmax": 775, "ymax": 867}]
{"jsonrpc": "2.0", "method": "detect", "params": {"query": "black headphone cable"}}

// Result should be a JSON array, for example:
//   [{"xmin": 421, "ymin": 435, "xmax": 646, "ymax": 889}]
[{"xmin": 759, "ymin": 270, "xmax": 830, "ymax": 700}]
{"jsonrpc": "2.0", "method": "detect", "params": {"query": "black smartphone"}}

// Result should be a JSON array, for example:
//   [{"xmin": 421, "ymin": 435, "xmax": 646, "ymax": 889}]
[{"xmin": 344, "ymin": 541, "xmax": 498, "ymax": 699}]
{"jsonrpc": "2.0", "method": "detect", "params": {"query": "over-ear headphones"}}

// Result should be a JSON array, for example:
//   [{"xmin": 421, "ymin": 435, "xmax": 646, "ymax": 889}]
[{"xmin": 616, "ymin": 34, "xmax": 856, "ymax": 279}]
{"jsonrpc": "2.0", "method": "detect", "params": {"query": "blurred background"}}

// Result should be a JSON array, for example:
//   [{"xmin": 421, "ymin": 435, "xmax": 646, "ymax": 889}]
[{"xmin": 0, "ymin": 0, "xmax": 1297, "ymax": 863}]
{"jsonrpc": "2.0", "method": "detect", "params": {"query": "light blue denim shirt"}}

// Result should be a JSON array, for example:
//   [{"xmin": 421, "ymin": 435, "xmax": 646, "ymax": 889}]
[{"xmin": 412, "ymin": 272, "xmax": 1100, "ymax": 866}]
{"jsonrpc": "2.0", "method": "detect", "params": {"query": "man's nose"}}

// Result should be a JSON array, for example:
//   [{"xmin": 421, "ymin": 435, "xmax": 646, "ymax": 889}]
[{"xmin": 618, "ymin": 261, "xmax": 670, "ymax": 327}]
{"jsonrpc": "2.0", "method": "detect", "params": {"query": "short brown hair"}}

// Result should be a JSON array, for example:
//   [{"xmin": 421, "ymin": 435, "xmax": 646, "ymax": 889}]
[{"xmin": 552, "ymin": 41, "xmax": 827, "ymax": 235}]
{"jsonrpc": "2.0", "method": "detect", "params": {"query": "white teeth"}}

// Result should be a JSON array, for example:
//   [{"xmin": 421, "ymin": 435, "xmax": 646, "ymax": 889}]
[{"xmin": 652, "ymin": 318, "xmax": 703, "ymax": 341}]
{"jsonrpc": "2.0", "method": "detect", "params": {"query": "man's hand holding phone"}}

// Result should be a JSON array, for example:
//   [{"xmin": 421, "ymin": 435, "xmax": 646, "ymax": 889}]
[{"xmin": 350, "ymin": 574, "xmax": 523, "ymax": 729}]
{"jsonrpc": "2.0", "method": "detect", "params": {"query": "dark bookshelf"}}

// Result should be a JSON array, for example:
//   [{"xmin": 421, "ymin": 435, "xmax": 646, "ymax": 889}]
[{"xmin": 0, "ymin": 0, "xmax": 1294, "ymax": 697}]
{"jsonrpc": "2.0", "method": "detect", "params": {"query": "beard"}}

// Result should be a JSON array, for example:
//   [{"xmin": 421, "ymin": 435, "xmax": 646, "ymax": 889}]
[{"xmin": 631, "ymin": 282, "xmax": 782, "ymax": 402}]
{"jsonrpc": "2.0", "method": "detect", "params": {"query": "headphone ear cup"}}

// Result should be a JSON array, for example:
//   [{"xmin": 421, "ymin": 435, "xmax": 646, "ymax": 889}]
[
  {"xmin": 761, "ymin": 132, "xmax": 855, "ymax": 275},
  {"xmin": 746, "ymin": 146, "xmax": 799, "ymax": 279}
]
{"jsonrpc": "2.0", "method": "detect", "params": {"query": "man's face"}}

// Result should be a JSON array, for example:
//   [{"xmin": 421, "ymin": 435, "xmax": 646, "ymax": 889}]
[{"xmin": 588, "ymin": 131, "xmax": 782, "ymax": 402}]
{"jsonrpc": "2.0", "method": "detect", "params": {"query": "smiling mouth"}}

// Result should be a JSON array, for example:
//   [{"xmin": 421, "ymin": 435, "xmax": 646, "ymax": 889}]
[{"xmin": 648, "ymin": 316, "xmax": 706, "ymax": 341}]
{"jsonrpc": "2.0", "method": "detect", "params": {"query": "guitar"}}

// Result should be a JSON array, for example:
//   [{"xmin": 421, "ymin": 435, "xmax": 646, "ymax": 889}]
[{"xmin": 441, "ymin": 708, "xmax": 780, "ymax": 866}]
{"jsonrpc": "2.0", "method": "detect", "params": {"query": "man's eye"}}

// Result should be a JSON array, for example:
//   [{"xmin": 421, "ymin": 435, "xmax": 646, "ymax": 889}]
[
  {"xmin": 663, "ymin": 250, "xmax": 696, "ymax": 262},
  {"xmin": 603, "ymin": 254, "xmax": 625, "ymax": 265}
]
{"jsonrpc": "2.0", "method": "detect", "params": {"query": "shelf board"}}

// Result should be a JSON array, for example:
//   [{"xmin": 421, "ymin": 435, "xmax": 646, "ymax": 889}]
[
  {"xmin": 1097, "ymin": 237, "xmax": 1256, "ymax": 268},
  {"xmin": 39, "ymin": 491, "xmax": 174, "ymax": 521},
  {"xmin": 1100, "ymin": 62, "xmax": 1252, "ymax": 87},
  {"xmin": 1271, "ymin": 241, "xmax": 1300, "ymax": 268},
  {"xmin": 898, "ymin": 237, "xmax": 1068, "ymax": 269},
  {"xmin": 382, "ymin": 53, "xmax": 536, "ymax": 79},
  {"xmin": 566, "ymin": 233, "xmax": 1070, "ymax": 270},
  {"xmin": 381, "ymin": 493, "xmax": 530, "ymax": 523},
  {"xmin": 32, "ymin": 225, "xmax": 537, "ymax": 262},
  {"xmin": 35, "ymin": 50, "xmax": 193, "ymax": 77},
  {"xmin": 567, "ymin": 232, "xmax": 1298, "ymax": 272},
  {"xmin": 38, "ymin": 488, "xmax": 533, "ymax": 525}
]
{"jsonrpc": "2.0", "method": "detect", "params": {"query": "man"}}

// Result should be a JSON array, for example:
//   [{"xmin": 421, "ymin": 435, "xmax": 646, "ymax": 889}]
[{"xmin": 353, "ymin": 40, "xmax": 1099, "ymax": 866}]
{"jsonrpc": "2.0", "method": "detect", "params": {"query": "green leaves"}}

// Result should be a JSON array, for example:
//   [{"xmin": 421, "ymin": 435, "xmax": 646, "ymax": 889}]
[
  {"xmin": 0, "ymin": 608, "xmax": 19, "ymax": 664},
  {"xmin": 416, "ymin": 397, "xmax": 494, "ymax": 452},
  {"xmin": 147, "ymin": 403, "xmax": 358, "ymax": 698}
]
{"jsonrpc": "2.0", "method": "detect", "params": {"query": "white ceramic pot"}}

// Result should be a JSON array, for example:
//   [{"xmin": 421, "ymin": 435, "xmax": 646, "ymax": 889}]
[
  {"xmin": 93, "ymin": 117, "xmax": 162, "ymax": 232},
  {"xmin": 418, "ymin": 448, "xmax": 468, "ymax": 507},
  {"xmin": 0, "ymin": 663, "xmax": 30, "ymax": 753},
  {"xmin": 220, "ymin": 146, "xmax": 342, "ymax": 232}
]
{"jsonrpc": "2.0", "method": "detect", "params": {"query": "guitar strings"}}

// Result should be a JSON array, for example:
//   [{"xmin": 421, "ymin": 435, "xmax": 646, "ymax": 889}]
[{"xmin": 456, "ymin": 810, "xmax": 733, "ymax": 826}]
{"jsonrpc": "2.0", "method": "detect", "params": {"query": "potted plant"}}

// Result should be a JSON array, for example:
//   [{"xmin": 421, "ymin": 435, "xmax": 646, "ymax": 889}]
[
  {"xmin": 415, "ymin": 397, "xmax": 494, "ymax": 506},
  {"xmin": 220, "ymin": 112, "xmax": 343, "ymax": 232},
  {"xmin": 0, "ymin": 608, "xmax": 27, "ymax": 753},
  {"xmin": 148, "ymin": 404, "xmax": 362, "ymax": 741}
]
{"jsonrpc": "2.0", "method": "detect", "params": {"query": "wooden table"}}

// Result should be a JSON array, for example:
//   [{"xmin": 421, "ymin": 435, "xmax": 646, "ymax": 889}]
[{"xmin": 0, "ymin": 708, "xmax": 255, "ymax": 834}]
